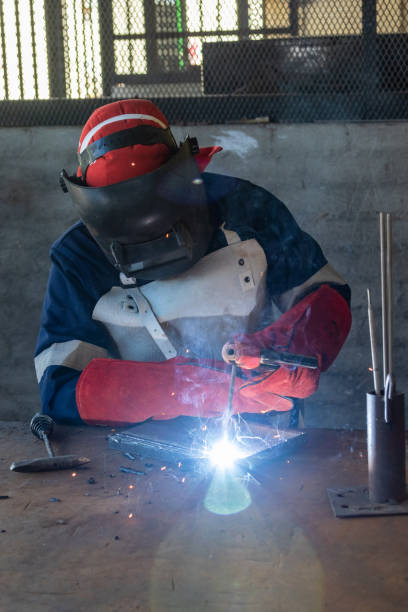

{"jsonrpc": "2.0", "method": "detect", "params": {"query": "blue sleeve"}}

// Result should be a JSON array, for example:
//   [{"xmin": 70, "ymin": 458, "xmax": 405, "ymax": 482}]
[
  {"xmin": 203, "ymin": 173, "xmax": 328, "ymax": 294},
  {"xmin": 35, "ymin": 224, "xmax": 119, "ymax": 425},
  {"xmin": 38, "ymin": 365, "xmax": 82, "ymax": 425}
]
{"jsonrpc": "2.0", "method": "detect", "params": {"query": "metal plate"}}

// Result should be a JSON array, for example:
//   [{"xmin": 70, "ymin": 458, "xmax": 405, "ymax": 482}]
[
  {"xmin": 327, "ymin": 486, "xmax": 408, "ymax": 518},
  {"xmin": 108, "ymin": 416, "xmax": 306, "ymax": 469}
]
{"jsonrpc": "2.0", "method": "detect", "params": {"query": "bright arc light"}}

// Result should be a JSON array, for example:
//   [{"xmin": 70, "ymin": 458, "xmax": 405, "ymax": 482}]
[{"xmin": 207, "ymin": 438, "xmax": 243, "ymax": 469}]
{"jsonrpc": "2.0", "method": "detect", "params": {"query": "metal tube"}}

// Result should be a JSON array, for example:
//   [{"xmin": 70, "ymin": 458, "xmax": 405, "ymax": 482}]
[
  {"xmin": 367, "ymin": 391, "xmax": 406, "ymax": 503},
  {"xmin": 380, "ymin": 212, "xmax": 388, "ymax": 388}
]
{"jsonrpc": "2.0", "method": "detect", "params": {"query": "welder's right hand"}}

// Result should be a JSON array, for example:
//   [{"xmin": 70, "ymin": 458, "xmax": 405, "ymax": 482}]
[{"xmin": 223, "ymin": 339, "xmax": 321, "ymax": 401}]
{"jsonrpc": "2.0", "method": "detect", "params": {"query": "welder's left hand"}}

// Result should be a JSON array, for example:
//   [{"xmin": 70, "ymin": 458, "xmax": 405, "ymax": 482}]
[
  {"xmin": 75, "ymin": 355, "xmax": 293, "ymax": 426},
  {"xmin": 221, "ymin": 284, "xmax": 351, "ymax": 399}
]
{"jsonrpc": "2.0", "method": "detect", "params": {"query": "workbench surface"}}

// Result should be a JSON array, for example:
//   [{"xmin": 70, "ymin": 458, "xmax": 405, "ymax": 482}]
[{"xmin": 1, "ymin": 421, "xmax": 407, "ymax": 612}]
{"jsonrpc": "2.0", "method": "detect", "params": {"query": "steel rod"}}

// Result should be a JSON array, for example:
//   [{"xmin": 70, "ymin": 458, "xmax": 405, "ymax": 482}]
[
  {"xmin": 380, "ymin": 212, "xmax": 388, "ymax": 389},
  {"xmin": 367, "ymin": 288, "xmax": 381, "ymax": 395},
  {"xmin": 386, "ymin": 213, "xmax": 393, "ymax": 381},
  {"xmin": 224, "ymin": 363, "xmax": 237, "ymax": 434},
  {"xmin": 43, "ymin": 435, "xmax": 54, "ymax": 458}
]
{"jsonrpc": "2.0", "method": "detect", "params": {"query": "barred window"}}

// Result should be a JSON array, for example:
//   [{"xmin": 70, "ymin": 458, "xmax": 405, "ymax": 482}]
[{"xmin": 1, "ymin": 1, "xmax": 407, "ymax": 125}]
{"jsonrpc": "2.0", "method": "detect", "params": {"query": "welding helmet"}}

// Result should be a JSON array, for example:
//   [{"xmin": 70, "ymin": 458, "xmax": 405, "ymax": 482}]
[{"xmin": 60, "ymin": 99, "xmax": 221, "ymax": 280}]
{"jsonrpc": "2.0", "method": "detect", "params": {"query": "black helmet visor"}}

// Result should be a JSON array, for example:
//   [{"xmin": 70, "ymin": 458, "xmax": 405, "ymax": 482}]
[{"xmin": 60, "ymin": 139, "xmax": 213, "ymax": 280}]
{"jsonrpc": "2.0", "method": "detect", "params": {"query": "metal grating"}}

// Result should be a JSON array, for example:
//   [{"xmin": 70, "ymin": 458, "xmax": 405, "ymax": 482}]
[{"xmin": 0, "ymin": 1, "xmax": 408, "ymax": 126}]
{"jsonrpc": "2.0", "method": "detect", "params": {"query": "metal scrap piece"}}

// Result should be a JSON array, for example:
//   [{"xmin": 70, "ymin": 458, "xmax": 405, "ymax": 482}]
[{"xmin": 119, "ymin": 466, "xmax": 146, "ymax": 475}]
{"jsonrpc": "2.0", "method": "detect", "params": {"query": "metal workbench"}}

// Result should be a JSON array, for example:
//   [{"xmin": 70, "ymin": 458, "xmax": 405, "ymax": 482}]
[{"xmin": 1, "ymin": 422, "xmax": 407, "ymax": 612}]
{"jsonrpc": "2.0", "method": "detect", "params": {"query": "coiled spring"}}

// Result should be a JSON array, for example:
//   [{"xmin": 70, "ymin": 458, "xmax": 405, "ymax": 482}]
[{"xmin": 30, "ymin": 413, "xmax": 54, "ymax": 440}]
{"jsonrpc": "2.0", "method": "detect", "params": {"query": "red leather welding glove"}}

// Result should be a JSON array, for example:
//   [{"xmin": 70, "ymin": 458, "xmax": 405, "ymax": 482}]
[
  {"xmin": 222, "ymin": 285, "xmax": 351, "ymax": 403},
  {"xmin": 76, "ymin": 357, "xmax": 293, "ymax": 427}
]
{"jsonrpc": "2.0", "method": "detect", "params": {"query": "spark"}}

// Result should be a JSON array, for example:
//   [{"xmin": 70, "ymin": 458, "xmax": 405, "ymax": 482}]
[
  {"xmin": 181, "ymin": 477, "xmax": 186, "ymax": 483},
  {"xmin": 128, "ymin": 513, "xmax": 133, "ymax": 519},
  {"xmin": 238, "ymin": 472, "xmax": 260, "ymax": 486},
  {"xmin": 177, "ymin": 462, "xmax": 182, "ymax": 468},
  {"xmin": 71, "ymin": 472, "xmax": 77, "ymax": 477},
  {"xmin": 128, "ymin": 484, "xmax": 134, "ymax": 489},
  {"xmin": 161, "ymin": 466, "xmax": 167, "ymax": 471},
  {"xmin": 235, "ymin": 433, "xmax": 268, "ymax": 449}
]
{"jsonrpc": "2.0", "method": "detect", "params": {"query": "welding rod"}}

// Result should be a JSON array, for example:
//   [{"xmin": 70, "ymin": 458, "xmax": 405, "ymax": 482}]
[
  {"xmin": 380, "ymin": 212, "xmax": 395, "ymax": 393},
  {"xmin": 224, "ymin": 362, "xmax": 237, "ymax": 434},
  {"xmin": 380, "ymin": 212, "xmax": 389, "ymax": 389},
  {"xmin": 367, "ymin": 288, "xmax": 381, "ymax": 395},
  {"xmin": 386, "ymin": 213, "xmax": 394, "ymax": 383}
]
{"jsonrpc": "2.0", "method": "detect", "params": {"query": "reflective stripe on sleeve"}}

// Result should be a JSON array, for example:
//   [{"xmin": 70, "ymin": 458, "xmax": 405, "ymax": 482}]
[{"xmin": 34, "ymin": 340, "xmax": 109, "ymax": 382}]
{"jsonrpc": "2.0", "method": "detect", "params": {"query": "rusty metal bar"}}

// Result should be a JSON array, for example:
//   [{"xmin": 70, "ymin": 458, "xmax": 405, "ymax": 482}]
[
  {"xmin": 29, "ymin": 0, "xmax": 39, "ymax": 99},
  {"xmin": 14, "ymin": 0, "xmax": 23, "ymax": 99},
  {"xmin": 0, "ymin": 0, "xmax": 8, "ymax": 99},
  {"xmin": 44, "ymin": 0, "xmax": 66, "ymax": 98},
  {"xmin": 99, "ymin": 0, "xmax": 114, "ymax": 97}
]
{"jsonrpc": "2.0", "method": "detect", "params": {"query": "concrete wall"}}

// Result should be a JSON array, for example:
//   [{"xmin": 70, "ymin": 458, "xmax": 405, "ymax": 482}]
[{"xmin": 1, "ymin": 122, "xmax": 408, "ymax": 427}]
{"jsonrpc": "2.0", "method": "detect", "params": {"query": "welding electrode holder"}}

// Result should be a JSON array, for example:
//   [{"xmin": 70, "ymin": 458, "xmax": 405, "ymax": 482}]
[
  {"xmin": 226, "ymin": 348, "xmax": 318, "ymax": 370},
  {"xmin": 366, "ymin": 390, "xmax": 406, "ymax": 504}
]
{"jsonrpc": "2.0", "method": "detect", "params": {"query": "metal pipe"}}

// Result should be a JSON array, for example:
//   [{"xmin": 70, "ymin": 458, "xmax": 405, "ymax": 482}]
[{"xmin": 367, "ymin": 390, "xmax": 406, "ymax": 503}]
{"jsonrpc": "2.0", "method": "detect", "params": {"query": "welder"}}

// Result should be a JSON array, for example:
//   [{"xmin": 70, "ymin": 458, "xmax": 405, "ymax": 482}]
[{"xmin": 34, "ymin": 99, "xmax": 351, "ymax": 426}]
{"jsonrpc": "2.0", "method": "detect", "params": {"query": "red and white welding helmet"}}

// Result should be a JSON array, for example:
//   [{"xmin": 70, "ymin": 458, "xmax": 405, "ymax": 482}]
[{"xmin": 60, "ymin": 99, "xmax": 222, "ymax": 280}]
